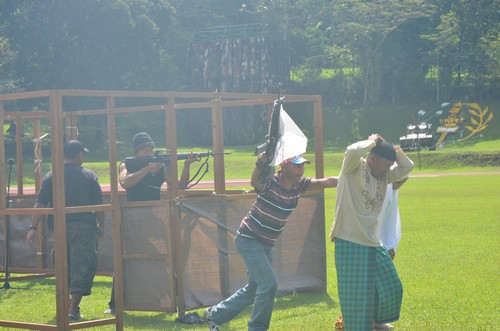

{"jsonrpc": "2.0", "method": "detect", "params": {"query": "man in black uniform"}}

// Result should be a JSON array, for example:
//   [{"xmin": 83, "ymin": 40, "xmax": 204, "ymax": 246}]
[
  {"xmin": 104, "ymin": 132, "xmax": 199, "ymax": 314},
  {"xmin": 27, "ymin": 140, "xmax": 104, "ymax": 321}
]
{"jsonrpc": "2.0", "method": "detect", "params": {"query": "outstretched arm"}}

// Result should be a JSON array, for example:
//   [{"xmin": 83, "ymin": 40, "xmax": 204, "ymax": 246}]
[{"xmin": 308, "ymin": 176, "xmax": 338, "ymax": 191}]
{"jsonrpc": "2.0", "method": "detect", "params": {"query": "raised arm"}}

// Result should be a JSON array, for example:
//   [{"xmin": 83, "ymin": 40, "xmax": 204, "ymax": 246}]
[
  {"xmin": 251, "ymin": 152, "xmax": 271, "ymax": 193},
  {"xmin": 387, "ymin": 145, "xmax": 414, "ymax": 183},
  {"xmin": 179, "ymin": 152, "xmax": 200, "ymax": 190}
]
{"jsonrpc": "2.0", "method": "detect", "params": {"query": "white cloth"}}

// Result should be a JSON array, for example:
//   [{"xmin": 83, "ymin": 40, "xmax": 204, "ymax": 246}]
[
  {"xmin": 271, "ymin": 107, "xmax": 308, "ymax": 166},
  {"xmin": 378, "ymin": 183, "xmax": 402, "ymax": 252}
]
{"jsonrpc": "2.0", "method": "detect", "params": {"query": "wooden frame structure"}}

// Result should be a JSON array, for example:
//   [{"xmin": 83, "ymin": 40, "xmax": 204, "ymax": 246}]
[{"xmin": 0, "ymin": 89, "xmax": 324, "ymax": 330}]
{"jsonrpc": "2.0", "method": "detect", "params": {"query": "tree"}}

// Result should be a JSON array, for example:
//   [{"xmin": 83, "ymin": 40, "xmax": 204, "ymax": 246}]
[
  {"xmin": 422, "ymin": 0, "xmax": 500, "ymax": 100},
  {"xmin": 326, "ymin": 0, "xmax": 437, "ymax": 105},
  {"xmin": 0, "ymin": 0, "xmax": 20, "ymax": 93},
  {"xmin": 4, "ymin": 0, "xmax": 178, "ymax": 91}
]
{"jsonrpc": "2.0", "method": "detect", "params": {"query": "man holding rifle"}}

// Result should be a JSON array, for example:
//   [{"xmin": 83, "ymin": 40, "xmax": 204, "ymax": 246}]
[
  {"xmin": 204, "ymin": 152, "xmax": 338, "ymax": 331},
  {"xmin": 120, "ymin": 131, "xmax": 199, "ymax": 198},
  {"xmin": 104, "ymin": 131, "xmax": 199, "ymax": 314}
]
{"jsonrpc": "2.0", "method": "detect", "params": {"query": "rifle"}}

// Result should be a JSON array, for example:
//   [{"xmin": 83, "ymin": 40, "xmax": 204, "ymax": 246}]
[
  {"xmin": 255, "ymin": 94, "xmax": 284, "ymax": 185},
  {"xmin": 124, "ymin": 150, "xmax": 231, "ymax": 173}
]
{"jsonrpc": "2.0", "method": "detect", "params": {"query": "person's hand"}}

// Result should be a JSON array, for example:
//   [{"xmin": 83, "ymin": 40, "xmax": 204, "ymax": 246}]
[
  {"xmin": 26, "ymin": 228, "xmax": 36, "ymax": 247},
  {"xmin": 184, "ymin": 151, "xmax": 201, "ymax": 166},
  {"xmin": 255, "ymin": 151, "xmax": 270, "ymax": 168},
  {"xmin": 368, "ymin": 133, "xmax": 384, "ymax": 145},
  {"xmin": 147, "ymin": 161, "xmax": 162, "ymax": 174},
  {"xmin": 388, "ymin": 248, "xmax": 396, "ymax": 260}
]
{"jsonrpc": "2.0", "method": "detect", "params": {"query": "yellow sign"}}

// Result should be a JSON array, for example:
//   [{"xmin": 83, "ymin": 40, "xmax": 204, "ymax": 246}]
[{"xmin": 435, "ymin": 102, "xmax": 494, "ymax": 146}]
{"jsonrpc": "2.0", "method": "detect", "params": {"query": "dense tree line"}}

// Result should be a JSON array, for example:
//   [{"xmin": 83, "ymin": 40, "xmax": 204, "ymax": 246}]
[{"xmin": 0, "ymin": 0, "xmax": 498, "ymax": 144}]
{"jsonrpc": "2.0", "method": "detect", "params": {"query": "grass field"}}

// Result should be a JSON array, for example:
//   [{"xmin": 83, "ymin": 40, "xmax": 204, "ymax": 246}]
[
  {"xmin": 10, "ymin": 139, "xmax": 500, "ymax": 186},
  {"xmin": 1, "ymin": 145, "xmax": 499, "ymax": 330}
]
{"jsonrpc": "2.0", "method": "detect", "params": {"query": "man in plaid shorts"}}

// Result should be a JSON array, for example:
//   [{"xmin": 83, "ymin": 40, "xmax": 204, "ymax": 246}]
[{"xmin": 330, "ymin": 134, "xmax": 413, "ymax": 330}]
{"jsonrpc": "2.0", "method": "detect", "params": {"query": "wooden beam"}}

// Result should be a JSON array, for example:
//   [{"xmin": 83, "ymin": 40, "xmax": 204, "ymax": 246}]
[
  {"xmin": 50, "ymin": 90, "xmax": 71, "ymax": 330},
  {"xmin": 314, "ymin": 96, "xmax": 325, "ymax": 179},
  {"xmin": 106, "ymin": 96, "xmax": 123, "ymax": 331}
]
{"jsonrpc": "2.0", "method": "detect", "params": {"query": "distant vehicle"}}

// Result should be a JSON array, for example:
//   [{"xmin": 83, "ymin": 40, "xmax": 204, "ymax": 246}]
[{"xmin": 399, "ymin": 122, "xmax": 436, "ymax": 151}]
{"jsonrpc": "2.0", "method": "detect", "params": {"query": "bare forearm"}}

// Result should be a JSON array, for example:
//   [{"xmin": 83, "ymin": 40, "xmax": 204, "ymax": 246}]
[
  {"xmin": 119, "ymin": 162, "xmax": 159, "ymax": 189},
  {"xmin": 27, "ymin": 202, "xmax": 46, "ymax": 245},
  {"xmin": 308, "ymin": 176, "xmax": 338, "ymax": 190},
  {"xmin": 179, "ymin": 162, "xmax": 191, "ymax": 190},
  {"xmin": 30, "ymin": 202, "xmax": 46, "ymax": 228},
  {"xmin": 251, "ymin": 153, "xmax": 269, "ymax": 192},
  {"xmin": 96, "ymin": 212, "xmax": 105, "ymax": 228}
]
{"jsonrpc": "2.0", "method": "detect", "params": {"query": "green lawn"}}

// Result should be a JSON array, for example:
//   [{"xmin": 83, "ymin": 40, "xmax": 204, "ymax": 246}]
[
  {"xmin": 11, "ymin": 138, "xmax": 500, "ymax": 186},
  {"xmin": 2, "ymin": 144, "xmax": 499, "ymax": 330},
  {"xmin": 1, "ymin": 174, "xmax": 499, "ymax": 330}
]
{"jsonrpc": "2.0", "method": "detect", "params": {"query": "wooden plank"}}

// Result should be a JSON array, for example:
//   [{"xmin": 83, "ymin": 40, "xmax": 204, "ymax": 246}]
[
  {"xmin": 0, "ymin": 204, "xmax": 112, "ymax": 215},
  {"xmin": 68, "ymin": 318, "xmax": 116, "ymax": 330},
  {"xmin": 121, "ymin": 254, "xmax": 169, "ymax": 260},
  {"xmin": 106, "ymin": 96, "xmax": 123, "ymax": 331},
  {"xmin": 164, "ymin": 98, "xmax": 178, "ymax": 313},
  {"xmin": 0, "ymin": 89, "xmax": 51, "ymax": 101},
  {"xmin": 314, "ymin": 96, "xmax": 325, "ymax": 179},
  {"xmin": 212, "ymin": 101, "xmax": 226, "ymax": 194},
  {"xmin": 15, "ymin": 116, "xmax": 24, "ymax": 194},
  {"xmin": 34, "ymin": 119, "xmax": 44, "ymax": 269},
  {"xmin": 3, "ymin": 111, "xmax": 51, "ymax": 119},
  {"xmin": 50, "ymin": 90, "xmax": 71, "ymax": 330},
  {"xmin": 0, "ymin": 320, "xmax": 58, "ymax": 330},
  {"xmin": 0, "ymin": 102, "xmax": 6, "ymax": 243}
]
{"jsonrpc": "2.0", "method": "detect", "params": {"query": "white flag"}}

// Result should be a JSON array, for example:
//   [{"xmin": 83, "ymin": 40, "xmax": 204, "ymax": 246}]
[{"xmin": 270, "ymin": 106, "xmax": 308, "ymax": 166}]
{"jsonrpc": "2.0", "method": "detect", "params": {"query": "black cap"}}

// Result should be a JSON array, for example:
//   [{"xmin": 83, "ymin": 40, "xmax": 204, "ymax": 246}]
[
  {"xmin": 64, "ymin": 140, "xmax": 89, "ymax": 158},
  {"xmin": 132, "ymin": 132, "xmax": 155, "ymax": 153},
  {"xmin": 372, "ymin": 141, "xmax": 396, "ymax": 161}
]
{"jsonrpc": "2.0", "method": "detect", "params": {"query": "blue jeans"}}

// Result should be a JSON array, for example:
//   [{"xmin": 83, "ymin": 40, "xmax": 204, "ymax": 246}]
[{"xmin": 210, "ymin": 235, "xmax": 278, "ymax": 331}]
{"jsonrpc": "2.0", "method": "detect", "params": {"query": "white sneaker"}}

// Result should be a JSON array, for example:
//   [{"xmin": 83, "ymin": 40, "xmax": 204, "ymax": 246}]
[
  {"xmin": 204, "ymin": 308, "xmax": 220, "ymax": 331},
  {"xmin": 103, "ymin": 308, "xmax": 115, "ymax": 315},
  {"xmin": 374, "ymin": 322, "xmax": 394, "ymax": 330}
]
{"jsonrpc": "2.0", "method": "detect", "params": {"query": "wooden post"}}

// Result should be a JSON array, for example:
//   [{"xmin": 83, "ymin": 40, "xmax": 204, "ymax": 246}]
[
  {"xmin": 32, "ymin": 119, "xmax": 45, "ymax": 269},
  {"xmin": 33, "ymin": 119, "xmax": 43, "ymax": 193},
  {"xmin": 107, "ymin": 96, "xmax": 123, "ymax": 330},
  {"xmin": 66, "ymin": 112, "xmax": 78, "ymax": 141},
  {"xmin": 0, "ymin": 101, "xmax": 6, "ymax": 282},
  {"xmin": 313, "ymin": 96, "xmax": 324, "ymax": 179},
  {"xmin": 212, "ymin": 99, "xmax": 226, "ymax": 193},
  {"xmin": 167, "ymin": 96, "xmax": 186, "ymax": 314},
  {"xmin": 211, "ymin": 98, "xmax": 231, "ymax": 296},
  {"xmin": 50, "ymin": 90, "xmax": 70, "ymax": 330},
  {"xmin": 15, "ymin": 116, "xmax": 23, "ymax": 194},
  {"xmin": 166, "ymin": 97, "xmax": 179, "ymax": 193}
]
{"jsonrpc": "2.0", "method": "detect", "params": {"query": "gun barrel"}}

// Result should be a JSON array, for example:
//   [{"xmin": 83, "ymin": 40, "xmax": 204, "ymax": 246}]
[
  {"xmin": 124, "ymin": 152, "xmax": 231, "ymax": 172},
  {"xmin": 176, "ymin": 151, "xmax": 231, "ymax": 160}
]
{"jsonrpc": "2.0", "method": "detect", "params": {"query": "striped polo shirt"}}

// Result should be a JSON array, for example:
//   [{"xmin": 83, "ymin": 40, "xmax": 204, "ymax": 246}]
[{"xmin": 237, "ymin": 171, "xmax": 311, "ymax": 246}]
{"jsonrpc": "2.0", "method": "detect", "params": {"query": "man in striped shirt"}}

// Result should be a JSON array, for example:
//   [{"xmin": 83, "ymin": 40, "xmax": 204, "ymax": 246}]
[{"xmin": 205, "ymin": 153, "xmax": 337, "ymax": 331}]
